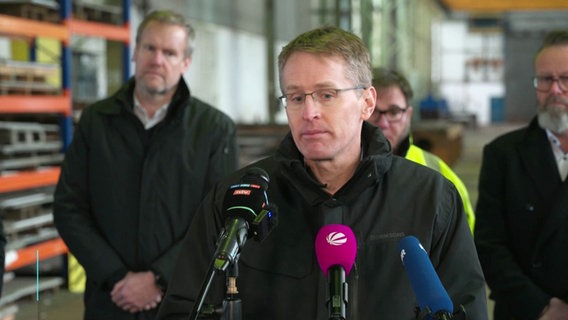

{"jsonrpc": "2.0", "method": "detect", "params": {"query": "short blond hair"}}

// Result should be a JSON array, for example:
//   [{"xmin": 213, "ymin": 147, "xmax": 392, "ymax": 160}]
[
  {"xmin": 278, "ymin": 26, "xmax": 372, "ymax": 89},
  {"xmin": 136, "ymin": 10, "xmax": 196, "ymax": 58}
]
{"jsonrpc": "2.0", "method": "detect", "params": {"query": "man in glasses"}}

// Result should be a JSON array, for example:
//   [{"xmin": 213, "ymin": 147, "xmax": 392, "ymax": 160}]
[
  {"xmin": 157, "ymin": 26, "xmax": 487, "ymax": 319},
  {"xmin": 475, "ymin": 30, "xmax": 568, "ymax": 320},
  {"xmin": 368, "ymin": 68, "xmax": 475, "ymax": 233}
]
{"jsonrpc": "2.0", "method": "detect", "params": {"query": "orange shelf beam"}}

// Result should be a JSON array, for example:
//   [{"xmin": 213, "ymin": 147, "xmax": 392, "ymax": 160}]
[
  {"xmin": 5, "ymin": 238, "xmax": 68, "ymax": 272},
  {"xmin": 0, "ymin": 95, "xmax": 72, "ymax": 115},
  {"xmin": 0, "ymin": 167, "xmax": 61, "ymax": 193},
  {"xmin": 0, "ymin": 14, "xmax": 68, "ymax": 41},
  {"xmin": 67, "ymin": 19, "xmax": 130, "ymax": 43}
]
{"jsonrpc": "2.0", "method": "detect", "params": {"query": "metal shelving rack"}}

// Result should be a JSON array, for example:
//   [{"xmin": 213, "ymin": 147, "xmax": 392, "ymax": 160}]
[{"xmin": 0, "ymin": 0, "xmax": 131, "ymax": 310}]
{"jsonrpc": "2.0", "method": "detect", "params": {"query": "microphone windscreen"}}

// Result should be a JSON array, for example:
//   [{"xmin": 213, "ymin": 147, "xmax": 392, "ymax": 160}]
[
  {"xmin": 242, "ymin": 167, "xmax": 270, "ymax": 190},
  {"xmin": 222, "ymin": 167, "xmax": 269, "ymax": 222},
  {"xmin": 315, "ymin": 224, "xmax": 357, "ymax": 276},
  {"xmin": 398, "ymin": 236, "xmax": 454, "ymax": 314}
]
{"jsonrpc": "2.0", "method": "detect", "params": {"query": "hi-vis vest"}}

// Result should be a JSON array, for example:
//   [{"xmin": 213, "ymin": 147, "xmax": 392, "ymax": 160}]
[{"xmin": 406, "ymin": 144, "xmax": 475, "ymax": 234}]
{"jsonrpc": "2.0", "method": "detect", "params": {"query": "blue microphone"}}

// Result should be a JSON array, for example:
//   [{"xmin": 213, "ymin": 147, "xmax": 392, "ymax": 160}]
[{"xmin": 399, "ymin": 236, "xmax": 454, "ymax": 320}]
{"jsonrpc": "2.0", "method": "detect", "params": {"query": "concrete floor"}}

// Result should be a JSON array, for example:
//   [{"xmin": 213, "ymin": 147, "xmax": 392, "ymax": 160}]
[
  {"xmin": 451, "ymin": 122, "xmax": 525, "ymax": 320},
  {"xmin": 10, "ymin": 122, "xmax": 525, "ymax": 320},
  {"xmin": 12, "ymin": 288, "xmax": 83, "ymax": 320}
]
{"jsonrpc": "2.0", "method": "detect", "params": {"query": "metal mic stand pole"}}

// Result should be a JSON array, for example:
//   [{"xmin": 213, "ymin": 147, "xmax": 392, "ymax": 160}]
[
  {"xmin": 222, "ymin": 259, "xmax": 242, "ymax": 320},
  {"xmin": 189, "ymin": 257, "xmax": 219, "ymax": 320},
  {"xmin": 190, "ymin": 227, "xmax": 233, "ymax": 320},
  {"xmin": 415, "ymin": 305, "xmax": 467, "ymax": 320}
]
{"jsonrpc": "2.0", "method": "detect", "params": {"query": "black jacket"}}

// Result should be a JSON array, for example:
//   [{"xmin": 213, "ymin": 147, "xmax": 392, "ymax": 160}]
[
  {"xmin": 475, "ymin": 117, "xmax": 568, "ymax": 320},
  {"xmin": 53, "ymin": 78, "xmax": 239, "ymax": 319},
  {"xmin": 158, "ymin": 122, "xmax": 488, "ymax": 320}
]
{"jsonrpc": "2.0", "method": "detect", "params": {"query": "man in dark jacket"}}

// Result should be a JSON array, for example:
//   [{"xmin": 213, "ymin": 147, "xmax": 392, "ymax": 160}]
[
  {"xmin": 475, "ymin": 31, "xmax": 568, "ymax": 320},
  {"xmin": 368, "ymin": 68, "xmax": 475, "ymax": 233},
  {"xmin": 157, "ymin": 26, "xmax": 487, "ymax": 320},
  {"xmin": 53, "ymin": 10, "xmax": 239, "ymax": 319}
]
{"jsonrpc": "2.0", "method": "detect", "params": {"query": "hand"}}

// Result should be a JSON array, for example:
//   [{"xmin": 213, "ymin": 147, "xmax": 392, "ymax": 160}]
[
  {"xmin": 110, "ymin": 271, "xmax": 163, "ymax": 313},
  {"xmin": 539, "ymin": 297, "xmax": 568, "ymax": 320}
]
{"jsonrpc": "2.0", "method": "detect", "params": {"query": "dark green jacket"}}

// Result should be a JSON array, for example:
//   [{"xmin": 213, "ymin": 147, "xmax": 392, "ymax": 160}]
[{"xmin": 53, "ymin": 78, "xmax": 239, "ymax": 319}]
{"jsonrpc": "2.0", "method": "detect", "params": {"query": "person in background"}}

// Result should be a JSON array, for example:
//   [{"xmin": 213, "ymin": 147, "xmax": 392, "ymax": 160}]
[
  {"xmin": 53, "ymin": 10, "xmax": 238, "ymax": 319},
  {"xmin": 157, "ymin": 26, "xmax": 487, "ymax": 320},
  {"xmin": 475, "ymin": 30, "xmax": 568, "ymax": 320},
  {"xmin": 367, "ymin": 68, "xmax": 475, "ymax": 233}
]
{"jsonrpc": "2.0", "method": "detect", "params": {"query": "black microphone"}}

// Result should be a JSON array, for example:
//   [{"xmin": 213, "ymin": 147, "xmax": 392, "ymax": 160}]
[
  {"xmin": 399, "ymin": 236, "xmax": 466, "ymax": 320},
  {"xmin": 213, "ymin": 167, "xmax": 277, "ymax": 272}
]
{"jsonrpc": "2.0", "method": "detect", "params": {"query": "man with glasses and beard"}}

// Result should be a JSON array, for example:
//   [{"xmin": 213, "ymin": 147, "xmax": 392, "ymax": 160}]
[
  {"xmin": 368, "ymin": 68, "xmax": 475, "ymax": 233},
  {"xmin": 475, "ymin": 30, "xmax": 568, "ymax": 320}
]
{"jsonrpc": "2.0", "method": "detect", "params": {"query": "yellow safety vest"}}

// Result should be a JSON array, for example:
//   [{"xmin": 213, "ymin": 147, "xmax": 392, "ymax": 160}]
[{"xmin": 406, "ymin": 144, "xmax": 475, "ymax": 234}]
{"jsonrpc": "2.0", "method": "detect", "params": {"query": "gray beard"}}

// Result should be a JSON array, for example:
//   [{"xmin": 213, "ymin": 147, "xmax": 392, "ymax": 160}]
[{"xmin": 538, "ymin": 109, "xmax": 568, "ymax": 134}]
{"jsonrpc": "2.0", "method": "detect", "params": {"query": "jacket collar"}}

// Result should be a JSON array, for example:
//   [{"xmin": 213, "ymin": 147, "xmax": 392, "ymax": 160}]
[
  {"xmin": 518, "ymin": 116, "xmax": 561, "ymax": 196},
  {"xmin": 522, "ymin": 116, "xmax": 568, "ymax": 251},
  {"xmin": 97, "ymin": 77, "xmax": 191, "ymax": 117},
  {"xmin": 274, "ymin": 122, "xmax": 393, "ymax": 205}
]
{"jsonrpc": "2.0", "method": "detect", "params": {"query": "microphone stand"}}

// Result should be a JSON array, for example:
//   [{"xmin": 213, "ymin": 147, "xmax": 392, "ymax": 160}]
[
  {"xmin": 189, "ymin": 201, "xmax": 277, "ymax": 320},
  {"xmin": 222, "ymin": 261, "xmax": 242, "ymax": 320},
  {"xmin": 415, "ymin": 304, "xmax": 467, "ymax": 320},
  {"xmin": 327, "ymin": 265, "xmax": 348, "ymax": 320},
  {"xmin": 189, "ymin": 250, "xmax": 222, "ymax": 320},
  {"xmin": 188, "ymin": 255, "xmax": 243, "ymax": 320}
]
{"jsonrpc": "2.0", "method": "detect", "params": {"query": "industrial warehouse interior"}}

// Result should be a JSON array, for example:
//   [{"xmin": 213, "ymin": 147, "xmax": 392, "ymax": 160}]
[{"xmin": 1, "ymin": 0, "xmax": 567, "ymax": 319}]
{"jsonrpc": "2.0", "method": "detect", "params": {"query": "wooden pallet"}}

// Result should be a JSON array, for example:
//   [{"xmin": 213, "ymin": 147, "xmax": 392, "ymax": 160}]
[
  {"xmin": 0, "ymin": 121, "xmax": 63, "ymax": 170},
  {"xmin": 0, "ymin": 1, "xmax": 60, "ymax": 23},
  {"xmin": 0, "ymin": 187, "xmax": 67, "ymax": 284},
  {"xmin": 0, "ymin": 276, "xmax": 65, "ymax": 307},
  {"xmin": 0, "ymin": 187, "xmax": 56, "ymax": 250},
  {"xmin": 0, "ymin": 154, "xmax": 63, "ymax": 170},
  {"xmin": 73, "ymin": 1, "xmax": 122, "ymax": 25},
  {"xmin": 0, "ymin": 81, "xmax": 60, "ymax": 96},
  {"xmin": 0, "ymin": 121, "xmax": 60, "ymax": 145},
  {"xmin": 0, "ymin": 60, "xmax": 60, "ymax": 96}
]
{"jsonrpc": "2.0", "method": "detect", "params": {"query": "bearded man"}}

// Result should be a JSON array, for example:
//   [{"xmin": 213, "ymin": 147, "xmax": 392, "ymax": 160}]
[{"xmin": 475, "ymin": 30, "xmax": 568, "ymax": 320}]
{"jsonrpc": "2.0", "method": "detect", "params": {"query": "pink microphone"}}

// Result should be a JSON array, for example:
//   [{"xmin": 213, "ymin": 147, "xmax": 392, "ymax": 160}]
[{"xmin": 315, "ymin": 224, "xmax": 357, "ymax": 319}]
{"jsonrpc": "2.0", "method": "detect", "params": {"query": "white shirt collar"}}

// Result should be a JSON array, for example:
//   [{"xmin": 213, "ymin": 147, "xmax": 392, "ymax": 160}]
[
  {"xmin": 133, "ymin": 94, "xmax": 170, "ymax": 130},
  {"xmin": 545, "ymin": 129, "xmax": 568, "ymax": 181}
]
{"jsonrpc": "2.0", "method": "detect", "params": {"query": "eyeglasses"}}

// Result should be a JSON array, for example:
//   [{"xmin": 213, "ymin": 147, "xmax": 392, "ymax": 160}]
[
  {"xmin": 278, "ymin": 86, "xmax": 367, "ymax": 109},
  {"xmin": 533, "ymin": 76, "xmax": 568, "ymax": 92},
  {"xmin": 371, "ymin": 106, "xmax": 408, "ymax": 122}
]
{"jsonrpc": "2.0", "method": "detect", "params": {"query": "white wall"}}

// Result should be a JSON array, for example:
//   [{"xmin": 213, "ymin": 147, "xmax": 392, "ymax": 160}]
[
  {"xmin": 439, "ymin": 83, "xmax": 504, "ymax": 125},
  {"xmin": 185, "ymin": 22, "xmax": 287, "ymax": 124},
  {"xmin": 130, "ymin": 8, "xmax": 288, "ymax": 124},
  {"xmin": 71, "ymin": 37, "xmax": 107, "ymax": 101},
  {"xmin": 434, "ymin": 20, "xmax": 505, "ymax": 125}
]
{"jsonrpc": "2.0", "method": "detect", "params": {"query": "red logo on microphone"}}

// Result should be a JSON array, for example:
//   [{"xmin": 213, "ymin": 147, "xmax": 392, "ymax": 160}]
[{"xmin": 233, "ymin": 189, "xmax": 252, "ymax": 196}]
